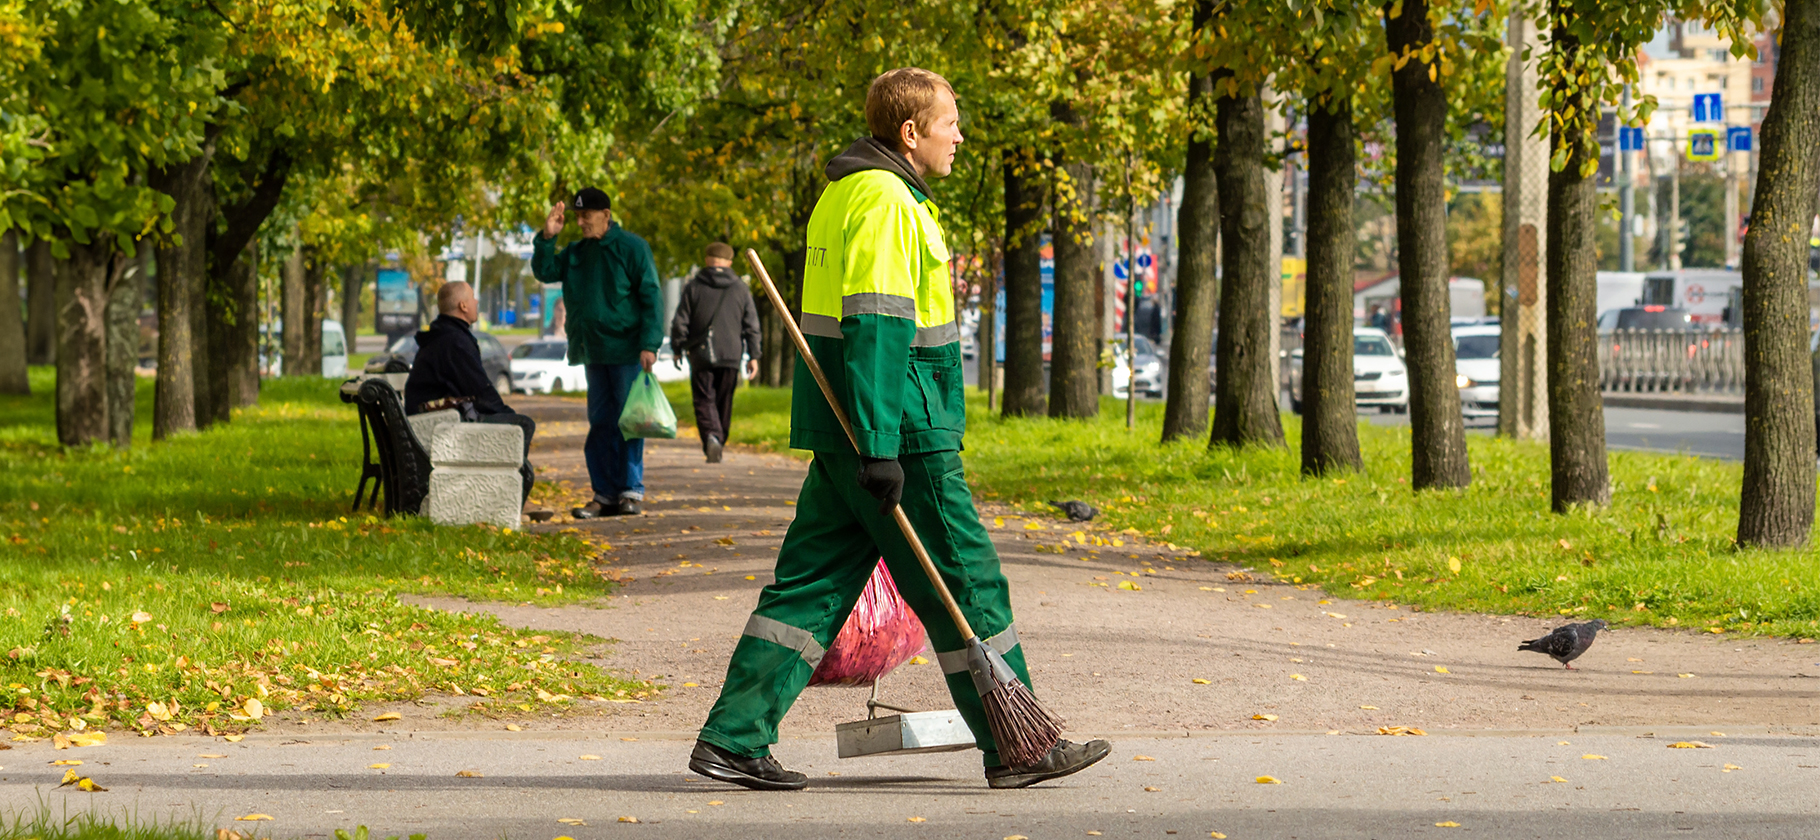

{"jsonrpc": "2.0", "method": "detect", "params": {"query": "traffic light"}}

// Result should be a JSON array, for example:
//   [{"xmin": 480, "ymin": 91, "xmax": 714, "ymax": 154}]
[{"xmin": 1674, "ymin": 217, "xmax": 1689, "ymax": 257}]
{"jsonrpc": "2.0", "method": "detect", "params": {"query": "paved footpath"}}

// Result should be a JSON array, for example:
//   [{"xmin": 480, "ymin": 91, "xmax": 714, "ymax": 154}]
[{"xmin": 5, "ymin": 394, "xmax": 1818, "ymax": 838}]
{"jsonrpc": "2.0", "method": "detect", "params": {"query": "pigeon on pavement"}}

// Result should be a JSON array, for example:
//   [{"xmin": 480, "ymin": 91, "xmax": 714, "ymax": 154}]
[
  {"xmin": 1518, "ymin": 619, "xmax": 1608, "ymax": 669},
  {"xmin": 1048, "ymin": 500, "xmax": 1097, "ymax": 522}
]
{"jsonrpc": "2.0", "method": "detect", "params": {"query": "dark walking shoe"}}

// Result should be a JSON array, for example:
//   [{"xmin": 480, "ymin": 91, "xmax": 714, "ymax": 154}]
[
  {"xmin": 705, "ymin": 434, "xmax": 724, "ymax": 464},
  {"xmin": 688, "ymin": 740, "xmax": 807, "ymax": 791},
  {"xmin": 984, "ymin": 738, "xmax": 1111, "ymax": 789},
  {"xmin": 571, "ymin": 501, "xmax": 614, "ymax": 519},
  {"xmin": 610, "ymin": 498, "xmax": 642, "ymax": 516}
]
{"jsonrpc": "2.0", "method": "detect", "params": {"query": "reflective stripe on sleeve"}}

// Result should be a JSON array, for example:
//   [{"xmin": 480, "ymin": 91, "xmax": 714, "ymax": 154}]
[
  {"xmin": 743, "ymin": 614, "xmax": 827, "ymax": 669},
  {"xmin": 935, "ymin": 623, "xmax": 1021, "ymax": 674},
  {"xmin": 800, "ymin": 313, "xmax": 843, "ymax": 339},
  {"xmin": 911, "ymin": 321, "xmax": 960, "ymax": 348},
  {"xmin": 841, "ymin": 292, "xmax": 917, "ymax": 320}
]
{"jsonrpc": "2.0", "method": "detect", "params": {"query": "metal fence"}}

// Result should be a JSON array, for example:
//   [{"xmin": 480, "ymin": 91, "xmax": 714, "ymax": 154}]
[{"xmin": 1597, "ymin": 328, "xmax": 1745, "ymax": 395}]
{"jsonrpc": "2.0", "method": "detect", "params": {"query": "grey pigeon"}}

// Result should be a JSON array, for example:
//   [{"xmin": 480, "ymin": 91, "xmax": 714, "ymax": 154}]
[
  {"xmin": 1518, "ymin": 619, "xmax": 1608, "ymax": 669},
  {"xmin": 1048, "ymin": 500, "xmax": 1097, "ymax": 522}
]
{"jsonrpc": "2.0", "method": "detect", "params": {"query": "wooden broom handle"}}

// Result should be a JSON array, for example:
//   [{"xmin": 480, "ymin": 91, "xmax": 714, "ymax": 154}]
[{"xmin": 743, "ymin": 249, "xmax": 976, "ymax": 640}]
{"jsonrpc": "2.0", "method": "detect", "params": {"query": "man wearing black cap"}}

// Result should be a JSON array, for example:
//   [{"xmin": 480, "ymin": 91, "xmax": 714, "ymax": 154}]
[
  {"xmin": 532, "ymin": 188, "xmax": 663, "ymax": 518},
  {"xmin": 670, "ymin": 242, "xmax": 761, "ymax": 463}
]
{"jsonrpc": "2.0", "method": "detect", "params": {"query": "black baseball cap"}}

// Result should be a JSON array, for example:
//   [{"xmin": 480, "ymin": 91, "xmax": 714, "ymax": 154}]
[{"xmin": 573, "ymin": 187, "xmax": 611, "ymax": 211}]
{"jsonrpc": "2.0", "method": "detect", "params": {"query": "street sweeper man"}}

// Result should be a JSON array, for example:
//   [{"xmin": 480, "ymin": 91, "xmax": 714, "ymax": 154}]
[{"xmin": 688, "ymin": 67, "xmax": 1111, "ymax": 791}]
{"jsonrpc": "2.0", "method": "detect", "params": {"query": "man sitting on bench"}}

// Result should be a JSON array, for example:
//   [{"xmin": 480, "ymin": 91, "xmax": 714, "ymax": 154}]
[{"xmin": 405, "ymin": 281, "xmax": 536, "ymax": 501}]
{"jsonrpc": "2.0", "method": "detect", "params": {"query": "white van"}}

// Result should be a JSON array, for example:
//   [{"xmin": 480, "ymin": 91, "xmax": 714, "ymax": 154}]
[{"xmin": 262, "ymin": 319, "xmax": 350, "ymax": 377}]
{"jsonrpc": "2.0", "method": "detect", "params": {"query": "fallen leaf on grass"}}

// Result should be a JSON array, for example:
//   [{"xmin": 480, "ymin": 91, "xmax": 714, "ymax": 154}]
[
  {"xmin": 1583, "ymin": 755, "xmax": 1608, "ymax": 760},
  {"xmin": 1252, "ymin": 714, "xmax": 1278, "ymax": 721},
  {"xmin": 579, "ymin": 755, "xmax": 602, "ymax": 761},
  {"xmin": 235, "ymin": 815, "xmax": 272, "ymax": 822},
  {"xmin": 1667, "ymin": 742, "xmax": 1714, "ymax": 749},
  {"xmin": 455, "ymin": 770, "xmax": 482, "ymax": 777},
  {"xmin": 131, "ymin": 611, "xmax": 153, "ymax": 624},
  {"xmin": 372, "ymin": 712, "xmax": 402, "ymax": 722},
  {"xmin": 210, "ymin": 602, "xmax": 229, "ymax": 614},
  {"xmin": 369, "ymin": 763, "xmax": 391, "ymax": 769},
  {"xmin": 1255, "ymin": 776, "xmax": 1282, "ymax": 784},
  {"xmin": 1132, "ymin": 755, "xmax": 1155, "ymax": 761},
  {"xmin": 1377, "ymin": 726, "xmax": 1427, "ymax": 736}
]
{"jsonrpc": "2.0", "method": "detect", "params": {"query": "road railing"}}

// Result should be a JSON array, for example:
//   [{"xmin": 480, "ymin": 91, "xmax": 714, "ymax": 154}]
[{"xmin": 1598, "ymin": 328, "xmax": 1745, "ymax": 395}]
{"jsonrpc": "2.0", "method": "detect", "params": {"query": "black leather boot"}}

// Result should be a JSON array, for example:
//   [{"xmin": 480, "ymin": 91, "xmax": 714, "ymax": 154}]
[
  {"xmin": 688, "ymin": 740, "xmax": 808, "ymax": 791},
  {"xmin": 984, "ymin": 738, "xmax": 1111, "ymax": 789}
]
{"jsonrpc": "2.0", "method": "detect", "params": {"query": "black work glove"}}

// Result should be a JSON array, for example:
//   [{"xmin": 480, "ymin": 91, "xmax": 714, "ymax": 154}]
[{"xmin": 856, "ymin": 457, "xmax": 904, "ymax": 515}]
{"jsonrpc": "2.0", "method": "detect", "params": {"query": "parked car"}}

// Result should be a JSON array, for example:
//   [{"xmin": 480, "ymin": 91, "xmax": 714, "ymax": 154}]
[
  {"xmin": 260, "ymin": 319, "xmax": 349, "ymax": 378},
  {"xmin": 381, "ymin": 328, "xmax": 512, "ymax": 395},
  {"xmin": 1597, "ymin": 306, "xmax": 1695, "ymax": 331},
  {"xmin": 1112, "ymin": 335, "xmax": 1164, "ymax": 398},
  {"xmin": 509, "ymin": 340, "xmax": 587, "ymax": 394},
  {"xmin": 1452, "ymin": 324, "xmax": 1500, "ymax": 419},
  {"xmin": 1286, "ymin": 327, "xmax": 1408, "ymax": 414}
]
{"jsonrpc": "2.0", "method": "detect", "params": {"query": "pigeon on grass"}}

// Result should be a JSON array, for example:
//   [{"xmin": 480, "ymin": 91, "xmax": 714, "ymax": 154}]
[
  {"xmin": 1048, "ymin": 500, "xmax": 1097, "ymax": 522},
  {"xmin": 1518, "ymin": 619, "xmax": 1608, "ymax": 669}
]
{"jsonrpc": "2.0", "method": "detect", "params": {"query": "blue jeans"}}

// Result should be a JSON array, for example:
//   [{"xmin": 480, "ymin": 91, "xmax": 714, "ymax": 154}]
[{"xmin": 584, "ymin": 363, "xmax": 645, "ymax": 503}]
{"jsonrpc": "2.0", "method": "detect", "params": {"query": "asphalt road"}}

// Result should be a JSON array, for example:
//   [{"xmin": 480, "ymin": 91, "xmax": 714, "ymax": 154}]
[
  {"xmin": 1360, "ymin": 406, "xmax": 1748, "ymax": 460},
  {"xmin": 10, "ymin": 727, "xmax": 1819, "ymax": 839}
]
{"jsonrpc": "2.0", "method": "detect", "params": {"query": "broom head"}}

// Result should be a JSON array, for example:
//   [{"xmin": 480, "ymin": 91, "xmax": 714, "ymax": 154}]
[{"xmin": 965, "ymin": 637, "xmax": 1064, "ymax": 768}]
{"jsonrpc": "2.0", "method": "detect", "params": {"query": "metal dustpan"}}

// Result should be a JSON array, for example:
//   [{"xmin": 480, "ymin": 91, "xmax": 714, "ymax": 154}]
[{"xmin": 835, "ymin": 680, "xmax": 976, "ymax": 759}]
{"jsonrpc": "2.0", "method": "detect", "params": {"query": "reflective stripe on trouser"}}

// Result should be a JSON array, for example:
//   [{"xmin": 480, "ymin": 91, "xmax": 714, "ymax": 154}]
[{"xmin": 697, "ymin": 448, "xmax": 1028, "ymax": 767}]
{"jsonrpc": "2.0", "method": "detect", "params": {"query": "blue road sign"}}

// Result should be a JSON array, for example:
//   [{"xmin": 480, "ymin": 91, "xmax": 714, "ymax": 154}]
[
  {"xmin": 1618, "ymin": 126, "xmax": 1645, "ymax": 151},
  {"xmin": 1727, "ymin": 125, "xmax": 1752, "ymax": 152},
  {"xmin": 1692, "ymin": 93, "xmax": 1723, "ymax": 122}
]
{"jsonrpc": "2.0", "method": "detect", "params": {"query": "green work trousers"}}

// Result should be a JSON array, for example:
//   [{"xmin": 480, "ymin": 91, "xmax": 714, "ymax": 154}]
[{"xmin": 698, "ymin": 448, "xmax": 1029, "ymax": 767}]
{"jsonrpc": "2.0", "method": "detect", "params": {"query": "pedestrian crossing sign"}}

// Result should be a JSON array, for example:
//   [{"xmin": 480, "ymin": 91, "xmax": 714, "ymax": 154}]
[{"xmin": 1686, "ymin": 128, "xmax": 1720, "ymax": 161}]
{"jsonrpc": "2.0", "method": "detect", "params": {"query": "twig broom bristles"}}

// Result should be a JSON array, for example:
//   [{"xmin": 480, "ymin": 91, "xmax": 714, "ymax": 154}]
[{"xmin": 743, "ymin": 249, "xmax": 1064, "ymax": 768}]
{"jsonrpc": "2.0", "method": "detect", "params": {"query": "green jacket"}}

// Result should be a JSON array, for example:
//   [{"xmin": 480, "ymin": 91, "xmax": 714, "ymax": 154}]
[
  {"xmin": 791, "ymin": 137, "xmax": 964, "ymax": 458},
  {"xmin": 530, "ymin": 222, "xmax": 663, "ymax": 366}
]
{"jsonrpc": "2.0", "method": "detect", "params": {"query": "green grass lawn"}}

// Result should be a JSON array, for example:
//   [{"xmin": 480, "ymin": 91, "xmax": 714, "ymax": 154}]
[
  {"xmin": 0, "ymin": 369, "xmax": 647, "ymax": 740},
  {"xmin": 684, "ymin": 380, "xmax": 1820, "ymax": 639}
]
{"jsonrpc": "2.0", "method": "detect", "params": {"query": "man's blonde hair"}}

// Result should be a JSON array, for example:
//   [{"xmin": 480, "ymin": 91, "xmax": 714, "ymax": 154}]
[{"xmin": 865, "ymin": 68, "xmax": 955, "ymax": 146}]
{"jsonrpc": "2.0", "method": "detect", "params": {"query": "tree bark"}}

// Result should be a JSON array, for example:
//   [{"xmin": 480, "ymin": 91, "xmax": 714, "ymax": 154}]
[
  {"xmin": 1387, "ymin": 0, "xmax": 1470, "ymax": 489},
  {"xmin": 1049, "ymin": 152, "xmax": 1099, "ymax": 419},
  {"xmin": 1209, "ymin": 83, "xmax": 1285, "ymax": 449},
  {"xmin": 1163, "ymin": 57, "xmax": 1219, "ymax": 442},
  {"xmin": 300, "ymin": 248, "xmax": 325, "ymax": 377},
  {"xmin": 25, "ymin": 238, "xmax": 55, "ymax": 365},
  {"xmin": 1301, "ymin": 94, "xmax": 1363, "ymax": 475},
  {"xmin": 225, "ymin": 241, "xmax": 260, "ymax": 407},
  {"xmin": 203, "ymin": 262, "xmax": 234, "ymax": 425},
  {"xmin": 282, "ymin": 241, "xmax": 305, "ymax": 375},
  {"xmin": 341, "ymin": 264, "xmax": 362, "ymax": 338},
  {"xmin": 1001, "ymin": 149, "xmax": 1049, "ymax": 417},
  {"xmin": 55, "ymin": 241, "xmax": 112, "ymax": 447},
  {"xmin": 189, "ymin": 168, "xmax": 216, "ymax": 428},
  {"xmin": 1738, "ymin": 0, "xmax": 1820, "ymax": 547},
  {"xmin": 152, "ymin": 155, "xmax": 209, "ymax": 439},
  {"xmin": 106, "ymin": 252, "xmax": 141, "ymax": 447},
  {"xmin": 1544, "ymin": 11, "xmax": 1611, "ymax": 511},
  {"xmin": 0, "ymin": 229, "xmax": 28, "ymax": 394}
]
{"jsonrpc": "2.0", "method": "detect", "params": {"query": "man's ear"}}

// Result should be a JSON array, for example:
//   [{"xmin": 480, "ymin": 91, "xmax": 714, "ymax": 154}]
[{"xmin": 899, "ymin": 119, "xmax": 918, "ymax": 152}]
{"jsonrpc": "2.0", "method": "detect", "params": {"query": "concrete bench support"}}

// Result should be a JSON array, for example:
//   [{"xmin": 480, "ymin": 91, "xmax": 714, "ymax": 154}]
[{"xmin": 425, "ymin": 422, "xmax": 523, "ymax": 528}]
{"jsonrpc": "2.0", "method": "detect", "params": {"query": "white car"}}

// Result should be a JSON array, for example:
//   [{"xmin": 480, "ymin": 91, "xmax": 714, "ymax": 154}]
[
  {"xmin": 1111, "ymin": 335, "xmax": 1164, "ymax": 398},
  {"xmin": 509, "ymin": 339, "xmax": 587, "ymax": 394},
  {"xmin": 1287, "ymin": 326, "xmax": 1409, "ymax": 414},
  {"xmin": 1452, "ymin": 324, "xmax": 1501, "ymax": 419},
  {"xmin": 261, "ymin": 319, "xmax": 348, "ymax": 378}
]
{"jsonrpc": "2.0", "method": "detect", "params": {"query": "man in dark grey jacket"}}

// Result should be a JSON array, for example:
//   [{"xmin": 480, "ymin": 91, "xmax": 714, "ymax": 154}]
[{"xmin": 670, "ymin": 242, "xmax": 761, "ymax": 463}]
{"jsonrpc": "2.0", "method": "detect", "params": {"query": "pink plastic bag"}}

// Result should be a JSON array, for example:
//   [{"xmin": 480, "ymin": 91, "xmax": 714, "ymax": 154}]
[{"xmin": 809, "ymin": 561, "xmax": 927, "ymax": 687}]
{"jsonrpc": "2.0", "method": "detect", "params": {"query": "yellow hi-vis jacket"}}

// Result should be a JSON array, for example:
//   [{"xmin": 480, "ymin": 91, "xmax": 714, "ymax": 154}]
[{"xmin": 790, "ymin": 151, "xmax": 963, "ymax": 458}]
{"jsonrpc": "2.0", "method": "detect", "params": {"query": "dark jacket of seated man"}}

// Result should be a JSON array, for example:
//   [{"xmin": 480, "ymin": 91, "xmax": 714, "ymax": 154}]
[{"xmin": 403, "ymin": 282, "xmax": 536, "ymax": 503}]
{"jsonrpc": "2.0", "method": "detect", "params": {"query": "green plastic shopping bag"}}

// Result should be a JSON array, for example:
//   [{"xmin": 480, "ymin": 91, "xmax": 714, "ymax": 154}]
[{"xmin": 618, "ymin": 370, "xmax": 679, "ymax": 439}]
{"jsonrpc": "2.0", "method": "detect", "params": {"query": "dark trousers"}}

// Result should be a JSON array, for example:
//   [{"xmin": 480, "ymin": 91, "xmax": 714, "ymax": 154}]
[
  {"xmin": 691, "ymin": 366, "xmax": 740, "ymax": 450},
  {"xmin": 478, "ymin": 412, "xmax": 537, "ymax": 503},
  {"xmin": 583, "ymin": 363, "xmax": 645, "ymax": 502}
]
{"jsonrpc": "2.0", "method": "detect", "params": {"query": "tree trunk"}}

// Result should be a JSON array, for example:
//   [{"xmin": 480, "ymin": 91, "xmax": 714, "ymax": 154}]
[
  {"xmin": 1049, "ymin": 152, "xmax": 1099, "ymax": 419},
  {"xmin": 1162, "ymin": 55, "xmax": 1219, "ymax": 442},
  {"xmin": 1001, "ymin": 149, "xmax": 1049, "ymax": 417},
  {"xmin": 282, "ymin": 241, "xmax": 305, "ymax": 375},
  {"xmin": 1209, "ymin": 83, "xmax": 1285, "ymax": 449},
  {"xmin": 1544, "ymin": 12, "xmax": 1611, "ymax": 511},
  {"xmin": 300, "ymin": 248, "xmax": 325, "ymax": 376},
  {"xmin": 25, "ymin": 237, "xmax": 55, "ymax": 365},
  {"xmin": 55, "ymin": 241, "xmax": 111, "ymax": 447},
  {"xmin": 152, "ymin": 155, "xmax": 209, "ymax": 439},
  {"xmin": 0, "ymin": 229, "xmax": 28, "ymax": 393},
  {"xmin": 203, "ymin": 261, "xmax": 234, "ymax": 425},
  {"xmin": 189, "ymin": 170, "xmax": 216, "ymax": 429},
  {"xmin": 1301, "ymin": 94, "xmax": 1363, "ymax": 475},
  {"xmin": 1738, "ymin": 0, "xmax": 1820, "ymax": 547},
  {"xmin": 341, "ymin": 264, "xmax": 362, "ymax": 338},
  {"xmin": 755, "ymin": 245, "xmax": 801, "ymax": 388},
  {"xmin": 106, "ymin": 252, "xmax": 140, "ymax": 447},
  {"xmin": 226, "ymin": 242, "xmax": 260, "ymax": 407},
  {"xmin": 1387, "ymin": 0, "xmax": 1470, "ymax": 489}
]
